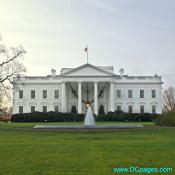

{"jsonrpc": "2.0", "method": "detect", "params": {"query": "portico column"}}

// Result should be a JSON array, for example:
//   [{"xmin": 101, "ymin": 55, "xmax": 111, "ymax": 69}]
[
  {"xmin": 94, "ymin": 82, "xmax": 98, "ymax": 115},
  {"xmin": 110, "ymin": 82, "xmax": 114, "ymax": 112},
  {"xmin": 78, "ymin": 82, "xmax": 82, "ymax": 114},
  {"xmin": 61, "ymin": 82, "xmax": 66, "ymax": 112}
]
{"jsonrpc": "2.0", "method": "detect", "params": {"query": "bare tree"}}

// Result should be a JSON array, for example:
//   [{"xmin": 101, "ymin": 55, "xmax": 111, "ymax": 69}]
[
  {"xmin": 0, "ymin": 35, "xmax": 26, "ymax": 109},
  {"xmin": 163, "ymin": 87, "xmax": 175, "ymax": 113}
]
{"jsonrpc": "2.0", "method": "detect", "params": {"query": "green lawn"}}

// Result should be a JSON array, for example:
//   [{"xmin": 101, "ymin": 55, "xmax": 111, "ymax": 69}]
[{"xmin": 0, "ymin": 122, "xmax": 174, "ymax": 175}]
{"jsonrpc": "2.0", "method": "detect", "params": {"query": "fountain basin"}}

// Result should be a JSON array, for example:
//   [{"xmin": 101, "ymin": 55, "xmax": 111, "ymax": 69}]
[{"xmin": 33, "ymin": 124, "xmax": 144, "ymax": 130}]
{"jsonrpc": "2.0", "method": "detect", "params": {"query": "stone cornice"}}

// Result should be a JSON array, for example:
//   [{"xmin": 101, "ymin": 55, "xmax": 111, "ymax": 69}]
[
  {"xmin": 13, "ymin": 82, "xmax": 62, "ymax": 85},
  {"xmin": 114, "ymin": 82, "xmax": 162, "ymax": 85},
  {"xmin": 13, "ymin": 81, "xmax": 162, "ymax": 86}
]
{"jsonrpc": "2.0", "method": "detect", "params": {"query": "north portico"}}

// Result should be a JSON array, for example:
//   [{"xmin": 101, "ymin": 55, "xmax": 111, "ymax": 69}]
[
  {"xmin": 59, "ymin": 63, "xmax": 116, "ymax": 114},
  {"xmin": 13, "ymin": 63, "xmax": 163, "ymax": 114},
  {"xmin": 61, "ymin": 81, "xmax": 114, "ymax": 115}
]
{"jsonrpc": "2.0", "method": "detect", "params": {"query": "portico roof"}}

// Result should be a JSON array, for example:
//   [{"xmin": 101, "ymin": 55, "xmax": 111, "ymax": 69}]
[{"xmin": 60, "ymin": 63, "xmax": 116, "ymax": 77}]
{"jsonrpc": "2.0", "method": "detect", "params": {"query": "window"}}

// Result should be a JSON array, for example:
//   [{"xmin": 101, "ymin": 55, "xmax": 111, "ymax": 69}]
[
  {"xmin": 128, "ymin": 90, "xmax": 132, "ymax": 98},
  {"xmin": 152, "ymin": 90, "xmax": 156, "ymax": 98},
  {"xmin": 55, "ymin": 90, "xmax": 59, "ymax": 98},
  {"xmin": 43, "ymin": 106, "xmax": 47, "ymax": 112},
  {"xmin": 117, "ymin": 105, "xmax": 121, "ymax": 111},
  {"xmin": 19, "ymin": 90, "xmax": 23, "ymax": 98},
  {"xmin": 128, "ymin": 106, "xmax": 133, "ymax": 113},
  {"xmin": 140, "ymin": 105, "xmax": 144, "ymax": 113},
  {"xmin": 152, "ymin": 105, "xmax": 156, "ymax": 113},
  {"xmin": 19, "ymin": 106, "xmax": 23, "ymax": 113},
  {"xmin": 140, "ymin": 90, "xmax": 144, "ymax": 98},
  {"xmin": 43, "ymin": 90, "xmax": 47, "ymax": 98},
  {"xmin": 116, "ymin": 90, "xmax": 121, "ymax": 98},
  {"xmin": 55, "ymin": 106, "xmax": 59, "ymax": 112},
  {"xmin": 31, "ymin": 90, "xmax": 35, "ymax": 99},
  {"xmin": 31, "ymin": 106, "xmax": 35, "ymax": 113}
]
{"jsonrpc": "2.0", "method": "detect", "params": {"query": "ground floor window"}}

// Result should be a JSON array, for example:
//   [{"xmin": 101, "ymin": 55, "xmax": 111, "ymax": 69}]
[
  {"xmin": 31, "ymin": 106, "xmax": 35, "ymax": 113},
  {"xmin": 117, "ymin": 105, "xmax": 121, "ymax": 111},
  {"xmin": 128, "ymin": 106, "xmax": 133, "ymax": 113},
  {"xmin": 43, "ymin": 106, "xmax": 47, "ymax": 112},
  {"xmin": 140, "ymin": 105, "xmax": 144, "ymax": 113},
  {"xmin": 152, "ymin": 105, "xmax": 156, "ymax": 113},
  {"xmin": 19, "ymin": 106, "xmax": 23, "ymax": 113},
  {"xmin": 55, "ymin": 106, "xmax": 59, "ymax": 112}
]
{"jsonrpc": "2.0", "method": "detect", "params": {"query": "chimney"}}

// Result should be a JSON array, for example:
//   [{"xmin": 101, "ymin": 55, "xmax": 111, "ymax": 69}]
[
  {"xmin": 51, "ymin": 68, "xmax": 56, "ymax": 76},
  {"xmin": 119, "ymin": 68, "xmax": 124, "ymax": 76}
]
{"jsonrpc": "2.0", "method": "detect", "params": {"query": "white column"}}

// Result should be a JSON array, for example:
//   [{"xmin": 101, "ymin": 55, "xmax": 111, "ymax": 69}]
[
  {"xmin": 94, "ymin": 82, "xmax": 98, "ymax": 115},
  {"xmin": 61, "ymin": 82, "xmax": 66, "ymax": 113},
  {"xmin": 110, "ymin": 82, "xmax": 114, "ymax": 112},
  {"xmin": 78, "ymin": 82, "xmax": 82, "ymax": 114}
]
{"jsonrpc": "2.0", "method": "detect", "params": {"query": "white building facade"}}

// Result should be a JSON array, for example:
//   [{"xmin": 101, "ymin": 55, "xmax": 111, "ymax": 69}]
[{"xmin": 13, "ymin": 63, "xmax": 163, "ymax": 114}]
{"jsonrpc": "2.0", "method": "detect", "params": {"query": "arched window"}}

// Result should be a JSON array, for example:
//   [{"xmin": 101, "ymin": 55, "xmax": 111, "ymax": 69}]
[
  {"xmin": 71, "ymin": 105, "xmax": 77, "ymax": 114},
  {"xmin": 98, "ymin": 105, "xmax": 105, "ymax": 115}
]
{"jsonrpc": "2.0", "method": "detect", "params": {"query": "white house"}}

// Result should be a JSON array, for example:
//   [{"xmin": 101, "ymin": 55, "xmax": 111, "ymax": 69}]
[{"xmin": 12, "ymin": 63, "xmax": 163, "ymax": 114}]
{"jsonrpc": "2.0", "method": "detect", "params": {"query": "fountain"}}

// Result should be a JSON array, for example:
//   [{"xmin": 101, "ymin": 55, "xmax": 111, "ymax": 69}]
[
  {"xmin": 84, "ymin": 106, "xmax": 95, "ymax": 126},
  {"xmin": 33, "ymin": 105, "xmax": 144, "ymax": 130}
]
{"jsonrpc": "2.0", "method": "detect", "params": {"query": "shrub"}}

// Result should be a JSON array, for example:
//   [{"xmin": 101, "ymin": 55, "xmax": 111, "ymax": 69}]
[
  {"xmin": 11, "ymin": 112, "xmax": 84, "ymax": 122},
  {"xmin": 0, "ymin": 108, "xmax": 11, "ymax": 122},
  {"xmin": 155, "ymin": 112, "xmax": 175, "ymax": 127},
  {"xmin": 96, "ymin": 111, "xmax": 157, "ymax": 122},
  {"xmin": 11, "ymin": 110, "xmax": 158, "ymax": 122}
]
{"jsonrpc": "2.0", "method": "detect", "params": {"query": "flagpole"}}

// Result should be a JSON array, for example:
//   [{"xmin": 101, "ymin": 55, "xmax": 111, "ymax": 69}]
[
  {"xmin": 87, "ymin": 46, "xmax": 88, "ymax": 64},
  {"xmin": 84, "ymin": 46, "xmax": 88, "ymax": 64}
]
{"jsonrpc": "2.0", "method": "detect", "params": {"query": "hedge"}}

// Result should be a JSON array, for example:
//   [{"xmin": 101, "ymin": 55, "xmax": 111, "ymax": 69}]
[
  {"xmin": 97, "ymin": 111, "xmax": 157, "ymax": 122},
  {"xmin": 11, "ymin": 111, "xmax": 85, "ymax": 122},
  {"xmin": 155, "ymin": 112, "xmax": 175, "ymax": 127},
  {"xmin": 11, "ymin": 110, "xmax": 158, "ymax": 122}
]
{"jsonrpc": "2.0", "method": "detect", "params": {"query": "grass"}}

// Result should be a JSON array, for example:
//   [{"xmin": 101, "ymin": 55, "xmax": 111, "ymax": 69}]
[{"xmin": 0, "ymin": 122, "xmax": 174, "ymax": 175}]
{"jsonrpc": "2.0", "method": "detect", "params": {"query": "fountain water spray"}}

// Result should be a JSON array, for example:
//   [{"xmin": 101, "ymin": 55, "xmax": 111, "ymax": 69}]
[{"xmin": 84, "ymin": 106, "xmax": 95, "ymax": 126}]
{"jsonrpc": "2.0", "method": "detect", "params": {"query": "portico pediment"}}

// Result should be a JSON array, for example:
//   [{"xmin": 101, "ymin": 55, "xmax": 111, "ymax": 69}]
[{"xmin": 61, "ymin": 63, "xmax": 115, "ymax": 77}]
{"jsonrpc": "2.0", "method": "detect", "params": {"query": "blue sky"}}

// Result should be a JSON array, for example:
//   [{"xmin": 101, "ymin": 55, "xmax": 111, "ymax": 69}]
[{"xmin": 0, "ymin": 0, "xmax": 175, "ymax": 88}]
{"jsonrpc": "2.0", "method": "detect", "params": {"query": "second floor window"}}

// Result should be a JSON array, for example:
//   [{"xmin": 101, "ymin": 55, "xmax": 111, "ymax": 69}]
[
  {"xmin": 128, "ymin": 90, "xmax": 132, "ymax": 98},
  {"xmin": 116, "ymin": 90, "xmax": 121, "ymax": 98},
  {"xmin": 140, "ymin": 90, "xmax": 144, "ymax": 98},
  {"xmin": 43, "ymin": 90, "xmax": 47, "ymax": 98},
  {"xmin": 55, "ymin": 90, "xmax": 59, "ymax": 98},
  {"xmin": 31, "ymin": 90, "xmax": 35, "ymax": 99},
  {"xmin": 19, "ymin": 90, "xmax": 23, "ymax": 98},
  {"xmin": 152, "ymin": 90, "xmax": 156, "ymax": 98}
]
